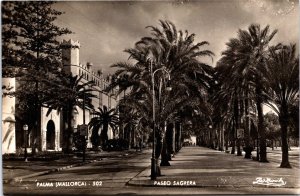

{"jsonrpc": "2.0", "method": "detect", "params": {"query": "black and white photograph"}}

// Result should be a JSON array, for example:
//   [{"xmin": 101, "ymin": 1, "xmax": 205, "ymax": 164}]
[{"xmin": 1, "ymin": 0, "xmax": 299, "ymax": 195}]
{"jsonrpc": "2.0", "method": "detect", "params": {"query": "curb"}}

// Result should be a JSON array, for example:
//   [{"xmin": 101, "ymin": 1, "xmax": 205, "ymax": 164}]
[
  {"xmin": 4, "ymin": 159, "xmax": 98, "ymax": 184},
  {"xmin": 127, "ymin": 180, "xmax": 300, "ymax": 188}
]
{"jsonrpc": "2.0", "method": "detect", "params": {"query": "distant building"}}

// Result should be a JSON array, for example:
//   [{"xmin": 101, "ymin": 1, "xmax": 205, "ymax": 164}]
[{"xmin": 2, "ymin": 39, "xmax": 118, "ymax": 154}]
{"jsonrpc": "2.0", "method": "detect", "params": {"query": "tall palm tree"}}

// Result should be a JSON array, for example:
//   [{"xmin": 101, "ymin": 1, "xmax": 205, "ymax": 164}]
[
  {"xmin": 264, "ymin": 44, "xmax": 299, "ymax": 168},
  {"xmin": 210, "ymin": 73, "xmax": 233, "ymax": 152},
  {"xmin": 237, "ymin": 24, "xmax": 279, "ymax": 162},
  {"xmin": 216, "ymin": 24, "xmax": 278, "ymax": 161},
  {"xmin": 213, "ymin": 58, "xmax": 245, "ymax": 155},
  {"xmin": 45, "ymin": 74, "xmax": 96, "ymax": 153},
  {"xmin": 107, "ymin": 20, "xmax": 214, "ymax": 172},
  {"xmin": 132, "ymin": 19, "xmax": 213, "ymax": 158},
  {"xmin": 89, "ymin": 105, "xmax": 119, "ymax": 146}
]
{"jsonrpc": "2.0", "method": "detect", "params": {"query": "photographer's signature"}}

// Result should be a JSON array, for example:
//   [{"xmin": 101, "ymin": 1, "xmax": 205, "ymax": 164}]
[{"xmin": 253, "ymin": 177, "xmax": 286, "ymax": 187}]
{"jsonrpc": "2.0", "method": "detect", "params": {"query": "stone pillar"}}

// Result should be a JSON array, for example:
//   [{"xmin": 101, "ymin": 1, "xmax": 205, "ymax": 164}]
[{"xmin": 172, "ymin": 122, "xmax": 176, "ymax": 153}]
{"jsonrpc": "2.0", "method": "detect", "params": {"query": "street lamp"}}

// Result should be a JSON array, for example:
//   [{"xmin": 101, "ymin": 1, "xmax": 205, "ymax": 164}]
[
  {"xmin": 150, "ymin": 61, "xmax": 172, "ymax": 180},
  {"xmin": 208, "ymin": 125, "xmax": 212, "ymax": 148},
  {"xmin": 23, "ymin": 124, "xmax": 29, "ymax": 162}
]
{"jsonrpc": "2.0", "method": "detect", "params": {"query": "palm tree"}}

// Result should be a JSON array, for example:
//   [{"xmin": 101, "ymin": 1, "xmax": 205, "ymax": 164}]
[
  {"xmin": 213, "ymin": 58, "xmax": 245, "ymax": 155},
  {"xmin": 45, "ymin": 74, "xmax": 96, "ymax": 153},
  {"xmin": 135, "ymin": 20, "xmax": 213, "ymax": 163},
  {"xmin": 264, "ymin": 44, "xmax": 299, "ymax": 168},
  {"xmin": 89, "ymin": 105, "xmax": 119, "ymax": 146},
  {"xmin": 216, "ymin": 24, "xmax": 278, "ymax": 161},
  {"xmin": 210, "ymin": 74, "xmax": 232, "ymax": 152},
  {"xmin": 237, "ymin": 24, "xmax": 280, "ymax": 162},
  {"xmin": 289, "ymin": 101, "xmax": 299, "ymax": 146},
  {"xmin": 107, "ymin": 20, "xmax": 214, "ymax": 172}
]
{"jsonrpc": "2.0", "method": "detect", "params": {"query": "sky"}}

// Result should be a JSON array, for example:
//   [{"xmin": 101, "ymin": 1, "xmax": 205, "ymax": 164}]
[{"xmin": 54, "ymin": 0, "xmax": 299, "ymax": 75}]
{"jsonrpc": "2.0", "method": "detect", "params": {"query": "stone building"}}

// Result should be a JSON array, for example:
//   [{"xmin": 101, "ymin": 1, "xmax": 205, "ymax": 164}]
[
  {"xmin": 61, "ymin": 39, "xmax": 119, "ymax": 148},
  {"xmin": 1, "ymin": 39, "xmax": 118, "ymax": 154}
]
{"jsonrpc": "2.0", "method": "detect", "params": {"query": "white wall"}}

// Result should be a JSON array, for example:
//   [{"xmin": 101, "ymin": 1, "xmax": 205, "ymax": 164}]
[
  {"xmin": 40, "ymin": 107, "xmax": 61, "ymax": 151},
  {"xmin": 2, "ymin": 78, "xmax": 16, "ymax": 154}
]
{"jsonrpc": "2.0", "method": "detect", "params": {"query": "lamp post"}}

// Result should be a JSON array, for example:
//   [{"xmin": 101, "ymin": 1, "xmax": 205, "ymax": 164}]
[
  {"xmin": 150, "ymin": 61, "xmax": 172, "ymax": 180},
  {"xmin": 208, "ymin": 125, "xmax": 212, "ymax": 148},
  {"xmin": 23, "ymin": 124, "xmax": 29, "ymax": 162}
]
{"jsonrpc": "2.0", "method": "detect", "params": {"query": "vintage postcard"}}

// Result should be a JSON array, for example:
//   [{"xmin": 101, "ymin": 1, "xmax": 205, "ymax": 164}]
[{"xmin": 2, "ymin": 0, "xmax": 299, "ymax": 195}]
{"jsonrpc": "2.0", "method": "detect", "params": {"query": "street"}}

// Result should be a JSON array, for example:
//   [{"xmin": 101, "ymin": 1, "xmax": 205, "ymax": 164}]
[
  {"xmin": 3, "ymin": 146, "xmax": 300, "ymax": 195},
  {"xmin": 4, "ymin": 150, "xmax": 151, "ymax": 195}
]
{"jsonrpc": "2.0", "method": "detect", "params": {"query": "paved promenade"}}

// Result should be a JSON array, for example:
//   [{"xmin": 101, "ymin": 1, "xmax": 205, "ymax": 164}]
[
  {"xmin": 3, "ymin": 150, "xmax": 139, "ymax": 184},
  {"xmin": 128, "ymin": 146, "xmax": 300, "ymax": 192},
  {"xmin": 3, "ymin": 146, "xmax": 300, "ymax": 195}
]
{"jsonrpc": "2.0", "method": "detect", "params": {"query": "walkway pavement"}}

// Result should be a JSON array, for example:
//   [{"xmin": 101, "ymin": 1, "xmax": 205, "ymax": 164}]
[
  {"xmin": 3, "ymin": 150, "xmax": 139, "ymax": 184},
  {"xmin": 128, "ymin": 146, "xmax": 300, "ymax": 191},
  {"xmin": 3, "ymin": 146, "xmax": 300, "ymax": 195}
]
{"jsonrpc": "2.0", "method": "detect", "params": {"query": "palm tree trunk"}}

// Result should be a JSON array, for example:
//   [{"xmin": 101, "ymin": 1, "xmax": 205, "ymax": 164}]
[
  {"xmin": 91, "ymin": 127, "xmax": 100, "ymax": 149},
  {"xmin": 160, "ymin": 135, "xmax": 171, "ymax": 166},
  {"xmin": 231, "ymin": 126, "xmax": 236, "ymax": 154},
  {"xmin": 166, "ymin": 122, "xmax": 175, "ymax": 160},
  {"xmin": 231, "ymin": 98, "xmax": 239, "ymax": 155},
  {"xmin": 155, "ymin": 126, "xmax": 163, "ymax": 176},
  {"xmin": 256, "ymin": 84, "xmax": 268, "ymax": 162},
  {"xmin": 175, "ymin": 122, "xmax": 182, "ymax": 152},
  {"xmin": 175, "ymin": 122, "xmax": 180, "ymax": 152},
  {"xmin": 225, "ymin": 129, "xmax": 229, "ymax": 151},
  {"xmin": 175, "ymin": 123, "xmax": 178, "ymax": 152},
  {"xmin": 237, "ymin": 99, "xmax": 242, "ymax": 156},
  {"xmin": 231, "ymin": 141, "xmax": 236, "ymax": 154},
  {"xmin": 244, "ymin": 89, "xmax": 252, "ymax": 158},
  {"xmin": 217, "ymin": 126, "xmax": 221, "ymax": 150},
  {"xmin": 160, "ymin": 122, "xmax": 171, "ymax": 166},
  {"xmin": 279, "ymin": 105, "xmax": 292, "ymax": 168},
  {"xmin": 101, "ymin": 123, "xmax": 109, "ymax": 146},
  {"xmin": 219, "ymin": 124, "xmax": 224, "ymax": 151},
  {"xmin": 65, "ymin": 104, "xmax": 74, "ymax": 153}
]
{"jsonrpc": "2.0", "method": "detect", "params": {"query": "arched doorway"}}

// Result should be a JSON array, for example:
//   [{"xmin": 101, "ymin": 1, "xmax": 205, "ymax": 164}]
[{"xmin": 46, "ymin": 120, "xmax": 55, "ymax": 150}]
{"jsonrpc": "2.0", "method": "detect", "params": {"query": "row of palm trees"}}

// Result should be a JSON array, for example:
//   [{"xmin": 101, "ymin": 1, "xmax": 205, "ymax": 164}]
[
  {"xmin": 211, "ymin": 24, "xmax": 298, "ymax": 168},
  {"xmin": 106, "ymin": 21, "xmax": 298, "ymax": 172},
  {"xmin": 3, "ymin": 1, "xmax": 297, "ymax": 169},
  {"xmin": 31, "ymin": 20, "xmax": 297, "ymax": 172},
  {"xmin": 107, "ymin": 20, "xmax": 215, "ymax": 174}
]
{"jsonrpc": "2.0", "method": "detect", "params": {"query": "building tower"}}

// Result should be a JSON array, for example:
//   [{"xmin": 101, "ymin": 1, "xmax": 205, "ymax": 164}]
[{"xmin": 61, "ymin": 39, "xmax": 80, "ymax": 76}]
